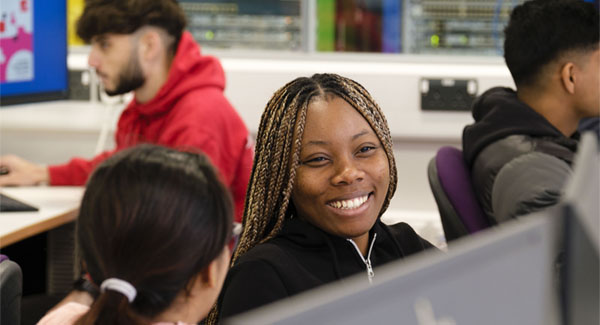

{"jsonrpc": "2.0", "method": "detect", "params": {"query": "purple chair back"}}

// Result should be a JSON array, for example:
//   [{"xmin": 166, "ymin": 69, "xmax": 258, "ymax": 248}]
[
  {"xmin": 435, "ymin": 147, "xmax": 489, "ymax": 232},
  {"xmin": 0, "ymin": 254, "xmax": 8, "ymax": 264}
]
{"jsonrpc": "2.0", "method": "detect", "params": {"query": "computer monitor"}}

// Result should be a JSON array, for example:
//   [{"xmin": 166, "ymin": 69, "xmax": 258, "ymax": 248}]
[
  {"xmin": 228, "ymin": 211, "xmax": 560, "ymax": 325},
  {"xmin": 0, "ymin": 0, "xmax": 68, "ymax": 106},
  {"xmin": 560, "ymin": 132, "xmax": 599, "ymax": 325}
]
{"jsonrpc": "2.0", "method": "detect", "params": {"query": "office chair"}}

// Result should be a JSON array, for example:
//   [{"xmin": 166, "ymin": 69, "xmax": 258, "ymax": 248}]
[
  {"xmin": 427, "ymin": 146, "xmax": 489, "ymax": 242},
  {"xmin": 1, "ymin": 254, "xmax": 23, "ymax": 325}
]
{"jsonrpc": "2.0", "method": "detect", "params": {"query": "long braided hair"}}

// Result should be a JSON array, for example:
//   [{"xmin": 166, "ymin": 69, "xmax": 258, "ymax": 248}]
[{"xmin": 207, "ymin": 73, "xmax": 397, "ymax": 323}]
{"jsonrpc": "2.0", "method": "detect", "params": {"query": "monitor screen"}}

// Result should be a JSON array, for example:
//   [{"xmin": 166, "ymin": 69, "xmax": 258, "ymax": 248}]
[{"xmin": 0, "ymin": 0, "xmax": 68, "ymax": 105}]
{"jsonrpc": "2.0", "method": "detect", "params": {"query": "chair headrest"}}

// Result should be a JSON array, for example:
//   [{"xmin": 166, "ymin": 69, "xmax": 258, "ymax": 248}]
[{"xmin": 436, "ymin": 147, "xmax": 489, "ymax": 232}]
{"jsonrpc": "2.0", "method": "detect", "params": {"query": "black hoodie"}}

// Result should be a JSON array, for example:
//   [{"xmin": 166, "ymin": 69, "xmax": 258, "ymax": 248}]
[
  {"xmin": 462, "ymin": 87, "xmax": 578, "ymax": 222},
  {"xmin": 463, "ymin": 87, "xmax": 578, "ymax": 166},
  {"xmin": 218, "ymin": 218, "xmax": 433, "ymax": 319}
]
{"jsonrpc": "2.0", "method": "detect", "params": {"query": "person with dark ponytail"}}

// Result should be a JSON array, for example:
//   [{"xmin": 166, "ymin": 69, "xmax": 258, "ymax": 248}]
[{"xmin": 38, "ymin": 144, "xmax": 233, "ymax": 325}]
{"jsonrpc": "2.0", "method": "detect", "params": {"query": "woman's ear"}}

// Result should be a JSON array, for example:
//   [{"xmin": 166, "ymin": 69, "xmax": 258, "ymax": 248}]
[
  {"xmin": 199, "ymin": 248, "xmax": 230, "ymax": 288},
  {"xmin": 199, "ymin": 261, "xmax": 219, "ymax": 288},
  {"xmin": 560, "ymin": 62, "xmax": 576, "ymax": 95}
]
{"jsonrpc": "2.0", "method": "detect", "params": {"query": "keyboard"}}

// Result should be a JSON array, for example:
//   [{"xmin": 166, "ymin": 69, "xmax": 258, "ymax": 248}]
[{"xmin": 0, "ymin": 193, "xmax": 39, "ymax": 212}]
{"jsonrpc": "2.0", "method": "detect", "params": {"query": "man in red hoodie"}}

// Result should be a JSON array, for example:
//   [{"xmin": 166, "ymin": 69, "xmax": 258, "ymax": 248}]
[{"xmin": 0, "ymin": 0, "xmax": 253, "ymax": 222}]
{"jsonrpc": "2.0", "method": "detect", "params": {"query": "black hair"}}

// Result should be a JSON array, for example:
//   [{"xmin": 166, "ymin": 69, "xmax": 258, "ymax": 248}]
[
  {"xmin": 504, "ymin": 0, "xmax": 599, "ymax": 87},
  {"xmin": 76, "ymin": 144, "xmax": 232, "ymax": 325}
]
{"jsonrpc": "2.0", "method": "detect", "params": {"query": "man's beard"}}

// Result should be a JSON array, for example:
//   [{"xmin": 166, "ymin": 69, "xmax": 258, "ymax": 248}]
[{"xmin": 104, "ymin": 54, "xmax": 145, "ymax": 96}]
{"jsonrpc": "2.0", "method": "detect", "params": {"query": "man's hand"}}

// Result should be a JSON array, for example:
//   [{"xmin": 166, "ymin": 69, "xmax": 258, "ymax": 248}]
[{"xmin": 0, "ymin": 155, "xmax": 49, "ymax": 186}]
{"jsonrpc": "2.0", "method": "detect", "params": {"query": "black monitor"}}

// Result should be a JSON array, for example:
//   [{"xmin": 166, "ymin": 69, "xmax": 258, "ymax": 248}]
[{"xmin": 0, "ymin": 0, "xmax": 68, "ymax": 106}]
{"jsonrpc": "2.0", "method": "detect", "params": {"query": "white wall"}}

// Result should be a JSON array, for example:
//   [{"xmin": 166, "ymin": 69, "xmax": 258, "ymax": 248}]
[{"xmin": 210, "ymin": 51, "xmax": 514, "ymax": 139}]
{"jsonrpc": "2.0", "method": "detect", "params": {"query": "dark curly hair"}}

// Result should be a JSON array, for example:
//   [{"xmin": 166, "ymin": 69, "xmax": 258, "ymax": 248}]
[{"xmin": 76, "ymin": 0, "xmax": 186, "ymax": 53}]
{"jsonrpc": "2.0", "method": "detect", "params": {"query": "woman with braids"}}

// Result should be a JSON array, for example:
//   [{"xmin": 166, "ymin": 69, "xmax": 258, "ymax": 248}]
[
  {"xmin": 214, "ymin": 73, "xmax": 434, "ymax": 321},
  {"xmin": 38, "ymin": 144, "xmax": 233, "ymax": 325}
]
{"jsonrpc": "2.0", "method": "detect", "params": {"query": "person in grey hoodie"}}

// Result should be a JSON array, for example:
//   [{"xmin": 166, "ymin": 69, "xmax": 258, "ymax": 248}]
[{"xmin": 462, "ymin": 0, "xmax": 599, "ymax": 224}]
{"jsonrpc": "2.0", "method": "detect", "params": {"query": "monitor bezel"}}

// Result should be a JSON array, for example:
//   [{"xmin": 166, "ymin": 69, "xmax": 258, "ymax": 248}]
[{"xmin": 0, "ymin": 89, "xmax": 69, "ymax": 106}]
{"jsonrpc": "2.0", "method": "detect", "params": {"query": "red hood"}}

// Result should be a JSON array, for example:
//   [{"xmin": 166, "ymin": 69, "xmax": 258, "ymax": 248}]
[{"xmin": 127, "ymin": 31, "xmax": 226, "ymax": 116}]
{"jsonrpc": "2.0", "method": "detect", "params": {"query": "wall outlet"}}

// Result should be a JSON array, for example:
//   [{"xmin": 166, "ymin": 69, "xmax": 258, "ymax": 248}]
[{"xmin": 420, "ymin": 78, "xmax": 478, "ymax": 112}]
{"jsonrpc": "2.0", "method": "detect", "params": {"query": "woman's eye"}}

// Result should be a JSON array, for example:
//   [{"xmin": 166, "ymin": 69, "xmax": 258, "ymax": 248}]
[
  {"xmin": 303, "ymin": 156, "xmax": 328, "ymax": 165},
  {"xmin": 308, "ymin": 157, "xmax": 326, "ymax": 163},
  {"xmin": 358, "ymin": 146, "xmax": 376, "ymax": 153}
]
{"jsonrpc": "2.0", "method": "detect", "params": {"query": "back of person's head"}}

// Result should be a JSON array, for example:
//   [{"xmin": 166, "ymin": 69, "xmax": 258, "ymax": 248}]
[
  {"xmin": 76, "ymin": 144, "xmax": 232, "ymax": 325},
  {"xmin": 76, "ymin": 0, "xmax": 186, "ymax": 52},
  {"xmin": 504, "ymin": 0, "xmax": 599, "ymax": 88},
  {"xmin": 233, "ymin": 73, "xmax": 397, "ymax": 262}
]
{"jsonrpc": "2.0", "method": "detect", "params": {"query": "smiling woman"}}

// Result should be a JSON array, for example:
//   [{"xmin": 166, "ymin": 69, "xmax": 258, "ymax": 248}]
[{"xmin": 210, "ymin": 73, "xmax": 435, "ymax": 322}]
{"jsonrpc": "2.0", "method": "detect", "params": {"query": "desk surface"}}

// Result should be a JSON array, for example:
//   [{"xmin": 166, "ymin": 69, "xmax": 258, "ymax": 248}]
[{"xmin": 0, "ymin": 186, "xmax": 84, "ymax": 248}]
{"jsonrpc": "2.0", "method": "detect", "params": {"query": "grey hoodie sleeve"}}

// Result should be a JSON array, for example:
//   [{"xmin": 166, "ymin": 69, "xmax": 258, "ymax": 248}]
[{"xmin": 491, "ymin": 152, "xmax": 572, "ymax": 222}]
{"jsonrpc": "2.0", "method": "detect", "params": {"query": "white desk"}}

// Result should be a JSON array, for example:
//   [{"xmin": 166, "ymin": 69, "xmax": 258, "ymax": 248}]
[{"xmin": 0, "ymin": 186, "xmax": 84, "ymax": 248}]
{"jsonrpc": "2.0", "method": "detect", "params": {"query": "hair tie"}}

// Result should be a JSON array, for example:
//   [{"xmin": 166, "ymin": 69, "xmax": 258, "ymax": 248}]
[{"xmin": 100, "ymin": 278, "xmax": 137, "ymax": 302}]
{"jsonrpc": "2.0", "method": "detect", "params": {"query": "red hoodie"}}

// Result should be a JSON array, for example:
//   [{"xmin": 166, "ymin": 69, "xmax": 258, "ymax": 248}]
[{"xmin": 48, "ymin": 32, "xmax": 253, "ymax": 222}]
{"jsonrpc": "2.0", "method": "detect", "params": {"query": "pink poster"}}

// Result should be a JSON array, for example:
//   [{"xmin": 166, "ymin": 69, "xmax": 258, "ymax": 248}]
[{"xmin": 0, "ymin": 0, "xmax": 33, "ymax": 83}]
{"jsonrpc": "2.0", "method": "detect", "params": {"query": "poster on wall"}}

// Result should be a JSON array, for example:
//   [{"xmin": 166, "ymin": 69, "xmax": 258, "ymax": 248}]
[{"xmin": 0, "ymin": 0, "xmax": 34, "ymax": 83}]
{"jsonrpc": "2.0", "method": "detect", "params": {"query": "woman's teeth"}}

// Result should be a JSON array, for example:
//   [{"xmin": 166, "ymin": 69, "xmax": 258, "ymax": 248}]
[{"xmin": 329, "ymin": 195, "xmax": 369, "ymax": 210}]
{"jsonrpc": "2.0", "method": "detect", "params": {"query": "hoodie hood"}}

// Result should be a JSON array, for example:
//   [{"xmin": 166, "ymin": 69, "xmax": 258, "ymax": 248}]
[
  {"xmin": 462, "ymin": 87, "xmax": 578, "ymax": 166},
  {"xmin": 126, "ymin": 31, "xmax": 226, "ymax": 116}
]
